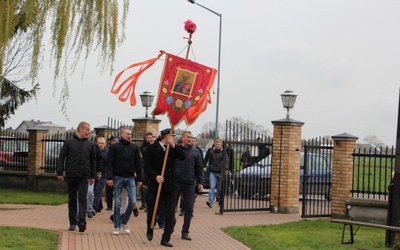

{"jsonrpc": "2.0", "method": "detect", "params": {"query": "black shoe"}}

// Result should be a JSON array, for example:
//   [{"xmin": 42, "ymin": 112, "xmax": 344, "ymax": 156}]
[
  {"xmin": 181, "ymin": 233, "xmax": 192, "ymax": 241},
  {"xmin": 139, "ymin": 204, "xmax": 147, "ymax": 210},
  {"xmin": 158, "ymin": 223, "xmax": 165, "ymax": 229},
  {"xmin": 133, "ymin": 208, "xmax": 139, "ymax": 217},
  {"xmin": 92, "ymin": 209, "xmax": 96, "ymax": 216},
  {"xmin": 179, "ymin": 210, "xmax": 185, "ymax": 216},
  {"xmin": 78, "ymin": 222, "xmax": 86, "ymax": 232},
  {"xmin": 216, "ymin": 197, "xmax": 219, "ymax": 203},
  {"xmin": 146, "ymin": 229, "xmax": 153, "ymax": 241},
  {"xmin": 160, "ymin": 240, "xmax": 173, "ymax": 247},
  {"xmin": 110, "ymin": 214, "xmax": 114, "ymax": 222},
  {"xmin": 68, "ymin": 225, "xmax": 76, "ymax": 231},
  {"xmin": 206, "ymin": 201, "xmax": 212, "ymax": 208},
  {"xmin": 106, "ymin": 208, "xmax": 112, "ymax": 211},
  {"xmin": 87, "ymin": 211, "xmax": 93, "ymax": 218}
]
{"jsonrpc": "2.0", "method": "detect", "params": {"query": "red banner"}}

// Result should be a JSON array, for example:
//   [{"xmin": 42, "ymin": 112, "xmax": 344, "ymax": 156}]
[{"xmin": 152, "ymin": 53, "xmax": 217, "ymax": 126}]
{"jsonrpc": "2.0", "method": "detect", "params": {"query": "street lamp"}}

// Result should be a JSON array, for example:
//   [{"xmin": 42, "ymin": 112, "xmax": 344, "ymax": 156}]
[
  {"xmin": 140, "ymin": 91, "xmax": 154, "ymax": 117},
  {"xmin": 281, "ymin": 89, "xmax": 297, "ymax": 119},
  {"xmin": 187, "ymin": 0, "xmax": 222, "ymax": 137}
]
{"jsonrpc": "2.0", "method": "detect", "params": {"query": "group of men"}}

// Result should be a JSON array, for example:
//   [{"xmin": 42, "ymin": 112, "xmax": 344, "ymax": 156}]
[{"xmin": 56, "ymin": 121, "xmax": 205, "ymax": 248}]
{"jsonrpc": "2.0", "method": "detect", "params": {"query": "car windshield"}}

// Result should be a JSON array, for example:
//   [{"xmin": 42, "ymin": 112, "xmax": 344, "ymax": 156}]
[
  {"xmin": 300, "ymin": 154, "xmax": 330, "ymax": 169},
  {"xmin": 255, "ymin": 156, "xmax": 271, "ymax": 166},
  {"xmin": 0, "ymin": 140, "xmax": 28, "ymax": 152}
]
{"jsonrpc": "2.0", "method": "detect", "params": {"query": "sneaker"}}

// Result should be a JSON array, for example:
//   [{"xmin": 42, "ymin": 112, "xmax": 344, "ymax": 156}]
[
  {"xmin": 206, "ymin": 201, "xmax": 212, "ymax": 208},
  {"xmin": 139, "ymin": 204, "xmax": 147, "ymax": 210},
  {"xmin": 122, "ymin": 224, "xmax": 130, "ymax": 234},
  {"xmin": 179, "ymin": 210, "xmax": 185, "ymax": 216},
  {"xmin": 113, "ymin": 228, "xmax": 120, "ymax": 235},
  {"xmin": 87, "ymin": 211, "xmax": 93, "ymax": 218}
]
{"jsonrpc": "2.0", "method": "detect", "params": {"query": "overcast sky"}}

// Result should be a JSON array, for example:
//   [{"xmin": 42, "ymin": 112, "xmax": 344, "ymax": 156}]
[{"xmin": 5, "ymin": 0, "xmax": 400, "ymax": 146}]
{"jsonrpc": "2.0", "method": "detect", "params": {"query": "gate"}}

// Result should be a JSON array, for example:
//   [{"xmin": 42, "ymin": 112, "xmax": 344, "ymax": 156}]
[
  {"xmin": 219, "ymin": 120, "xmax": 271, "ymax": 213},
  {"xmin": 301, "ymin": 139, "xmax": 333, "ymax": 218}
]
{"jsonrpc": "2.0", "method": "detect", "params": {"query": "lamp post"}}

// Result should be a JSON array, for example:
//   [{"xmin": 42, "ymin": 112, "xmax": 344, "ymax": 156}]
[
  {"xmin": 281, "ymin": 89, "xmax": 297, "ymax": 119},
  {"xmin": 187, "ymin": 0, "xmax": 222, "ymax": 137},
  {"xmin": 139, "ymin": 91, "xmax": 154, "ymax": 118}
]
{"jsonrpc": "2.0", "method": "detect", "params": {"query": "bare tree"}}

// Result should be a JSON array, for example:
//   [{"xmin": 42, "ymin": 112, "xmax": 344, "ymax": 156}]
[{"xmin": 363, "ymin": 135, "xmax": 385, "ymax": 147}]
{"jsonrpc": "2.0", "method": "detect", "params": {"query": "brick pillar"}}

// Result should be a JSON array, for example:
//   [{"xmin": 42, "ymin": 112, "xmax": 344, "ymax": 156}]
[
  {"xmin": 132, "ymin": 117, "xmax": 161, "ymax": 142},
  {"xmin": 331, "ymin": 133, "xmax": 358, "ymax": 219},
  {"xmin": 94, "ymin": 127, "xmax": 109, "ymax": 141},
  {"xmin": 27, "ymin": 127, "xmax": 49, "ymax": 175},
  {"xmin": 270, "ymin": 118, "xmax": 304, "ymax": 214}
]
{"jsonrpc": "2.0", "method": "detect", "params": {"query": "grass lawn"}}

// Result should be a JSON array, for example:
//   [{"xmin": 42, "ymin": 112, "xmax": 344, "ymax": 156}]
[
  {"xmin": 0, "ymin": 189, "xmax": 66, "ymax": 250},
  {"xmin": 0, "ymin": 189, "xmax": 67, "ymax": 205},
  {"xmin": 0, "ymin": 226, "xmax": 58, "ymax": 250},
  {"xmin": 223, "ymin": 219, "xmax": 389, "ymax": 249}
]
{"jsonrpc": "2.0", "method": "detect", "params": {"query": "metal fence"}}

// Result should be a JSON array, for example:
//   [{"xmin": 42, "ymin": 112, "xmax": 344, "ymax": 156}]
[
  {"xmin": 0, "ymin": 130, "xmax": 29, "ymax": 171},
  {"xmin": 351, "ymin": 146, "xmax": 395, "ymax": 200},
  {"xmin": 301, "ymin": 138, "xmax": 333, "ymax": 218}
]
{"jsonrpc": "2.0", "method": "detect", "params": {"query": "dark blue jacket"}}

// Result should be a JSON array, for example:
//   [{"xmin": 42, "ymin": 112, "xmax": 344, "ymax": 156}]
[{"xmin": 175, "ymin": 145, "xmax": 204, "ymax": 185}]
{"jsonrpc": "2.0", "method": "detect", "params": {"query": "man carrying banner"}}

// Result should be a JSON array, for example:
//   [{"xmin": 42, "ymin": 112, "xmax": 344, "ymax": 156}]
[{"xmin": 144, "ymin": 128, "xmax": 185, "ymax": 247}]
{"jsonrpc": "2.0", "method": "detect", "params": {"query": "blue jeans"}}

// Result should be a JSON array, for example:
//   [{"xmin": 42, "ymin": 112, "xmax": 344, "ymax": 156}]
[
  {"xmin": 209, "ymin": 171, "xmax": 221, "ymax": 204},
  {"xmin": 113, "ymin": 176, "xmax": 137, "ymax": 229},
  {"xmin": 86, "ymin": 183, "xmax": 94, "ymax": 212}
]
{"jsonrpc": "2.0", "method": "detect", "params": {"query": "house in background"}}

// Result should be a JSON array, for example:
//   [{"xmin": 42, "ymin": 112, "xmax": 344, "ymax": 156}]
[{"xmin": 16, "ymin": 119, "xmax": 66, "ymax": 134}]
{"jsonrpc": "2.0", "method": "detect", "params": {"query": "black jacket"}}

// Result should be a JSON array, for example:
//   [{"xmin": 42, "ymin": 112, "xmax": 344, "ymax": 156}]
[
  {"xmin": 56, "ymin": 134, "xmax": 96, "ymax": 179},
  {"xmin": 204, "ymin": 147, "xmax": 229, "ymax": 173},
  {"xmin": 106, "ymin": 138, "xmax": 143, "ymax": 181},
  {"xmin": 175, "ymin": 145, "xmax": 204, "ymax": 185},
  {"xmin": 144, "ymin": 140, "xmax": 185, "ymax": 192}
]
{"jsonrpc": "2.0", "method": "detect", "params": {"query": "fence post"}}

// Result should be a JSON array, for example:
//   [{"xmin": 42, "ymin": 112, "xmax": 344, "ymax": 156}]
[
  {"xmin": 270, "ymin": 118, "xmax": 304, "ymax": 214},
  {"xmin": 27, "ymin": 127, "xmax": 49, "ymax": 175},
  {"xmin": 331, "ymin": 133, "xmax": 358, "ymax": 219}
]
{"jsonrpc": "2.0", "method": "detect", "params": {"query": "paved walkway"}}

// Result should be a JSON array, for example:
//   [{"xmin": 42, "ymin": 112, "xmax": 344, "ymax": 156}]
[{"xmin": 0, "ymin": 194, "xmax": 303, "ymax": 249}]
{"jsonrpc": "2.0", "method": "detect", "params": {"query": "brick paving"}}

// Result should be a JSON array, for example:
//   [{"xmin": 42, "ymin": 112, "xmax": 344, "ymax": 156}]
[{"xmin": 0, "ymin": 194, "xmax": 303, "ymax": 249}]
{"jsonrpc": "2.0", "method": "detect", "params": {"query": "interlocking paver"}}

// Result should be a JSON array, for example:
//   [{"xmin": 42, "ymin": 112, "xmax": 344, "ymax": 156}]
[{"xmin": 0, "ymin": 194, "xmax": 302, "ymax": 249}]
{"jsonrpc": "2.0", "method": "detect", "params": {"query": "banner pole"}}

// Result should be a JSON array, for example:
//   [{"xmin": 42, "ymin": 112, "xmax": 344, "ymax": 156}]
[{"xmin": 150, "ymin": 127, "xmax": 174, "ymax": 228}]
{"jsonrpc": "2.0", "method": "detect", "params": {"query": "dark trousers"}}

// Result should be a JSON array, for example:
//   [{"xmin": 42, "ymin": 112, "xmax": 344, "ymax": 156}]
[
  {"xmin": 147, "ymin": 189, "xmax": 177, "ymax": 242},
  {"xmin": 67, "ymin": 177, "xmax": 89, "ymax": 225},
  {"xmin": 176, "ymin": 182, "xmax": 195, "ymax": 234},
  {"xmin": 141, "ymin": 186, "xmax": 148, "ymax": 206},
  {"xmin": 93, "ymin": 176, "xmax": 106, "ymax": 211},
  {"xmin": 106, "ymin": 185, "xmax": 113, "ymax": 209}
]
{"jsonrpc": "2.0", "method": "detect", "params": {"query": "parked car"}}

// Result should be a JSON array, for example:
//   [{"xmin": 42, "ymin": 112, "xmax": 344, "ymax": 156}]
[
  {"xmin": 236, "ymin": 152, "xmax": 332, "ymax": 200},
  {"xmin": 0, "ymin": 138, "xmax": 29, "ymax": 170},
  {"xmin": 43, "ymin": 141, "xmax": 63, "ymax": 171}
]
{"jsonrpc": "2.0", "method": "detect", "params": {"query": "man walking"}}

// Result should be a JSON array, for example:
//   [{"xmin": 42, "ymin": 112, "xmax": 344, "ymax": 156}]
[
  {"xmin": 57, "ymin": 121, "xmax": 96, "ymax": 232},
  {"xmin": 175, "ymin": 131, "xmax": 204, "ymax": 241},
  {"xmin": 106, "ymin": 129, "xmax": 143, "ymax": 235},
  {"xmin": 204, "ymin": 138, "xmax": 228, "ymax": 208},
  {"xmin": 144, "ymin": 128, "xmax": 185, "ymax": 247}
]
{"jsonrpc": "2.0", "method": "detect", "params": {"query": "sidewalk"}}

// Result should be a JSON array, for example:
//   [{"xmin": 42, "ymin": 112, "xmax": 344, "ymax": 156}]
[{"xmin": 0, "ymin": 194, "xmax": 303, "ymax": 249}]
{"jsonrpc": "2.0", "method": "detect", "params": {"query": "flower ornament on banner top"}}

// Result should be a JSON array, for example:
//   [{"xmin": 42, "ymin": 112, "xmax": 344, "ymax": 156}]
[{"xmin": 110, "ymin": 19, "xmax": 217, "ymax": 128}]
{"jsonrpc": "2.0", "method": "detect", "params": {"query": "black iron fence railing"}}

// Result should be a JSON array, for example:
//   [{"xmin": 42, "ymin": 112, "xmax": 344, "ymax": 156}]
[{"xmin": 352, "ymin": 146, "xmax": 395, "ymax": 200}]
